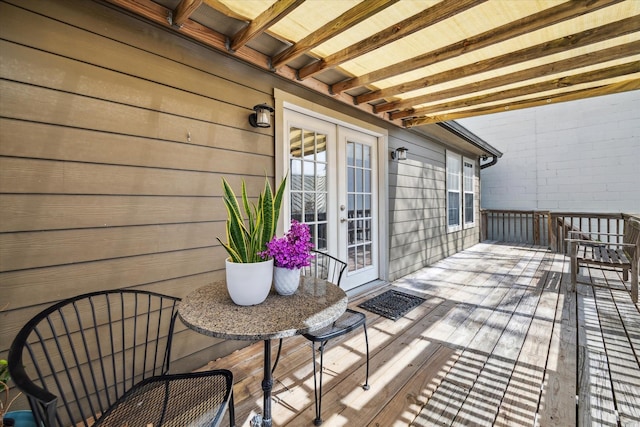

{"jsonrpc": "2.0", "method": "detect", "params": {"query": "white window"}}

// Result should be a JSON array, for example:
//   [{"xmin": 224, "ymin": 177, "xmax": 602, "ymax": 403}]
[
  {"xmin": 446, "ymin": 152, "xmax": 462, "ymax": 232},
  {"xmin": 463, "ymin": 157, "xmax": 475, "ymax": 227},
  {"xmin": 447, "ymin": 151, "xmax": 476, "ymax": 233}
]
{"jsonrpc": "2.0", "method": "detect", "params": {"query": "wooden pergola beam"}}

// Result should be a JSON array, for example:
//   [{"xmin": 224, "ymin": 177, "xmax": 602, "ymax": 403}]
[
  {"xmin": 379, "ymin": 40, "xmax": 640, "ymax": 115},
  {"xmin": 331, "ymin": 0, "xmax": 624, "ymax": 94},
  {"xmin": 403, "ymin": 78, "xmax": 640, "ymax": 126},
  {"xmin": 229, "ymin": 0, "xmax": 305, "ymax": 52},
  {"xmin": 173, "ymin": 0, "xmax": 202, "ymax": 26},
  {"xmin": 270, "ymin": 0, "xmax": 399, "ymax": 70},
  {"xmin": 395, "ymin": 61, "xmax": 640, "ymax": 121},
  {"xmin": 297, "ymin": 0, "xmax": 483, "ymax": 80},
  {"xmin": 359, "ymin": 17, "xmax": 640, "ymax": 106}
]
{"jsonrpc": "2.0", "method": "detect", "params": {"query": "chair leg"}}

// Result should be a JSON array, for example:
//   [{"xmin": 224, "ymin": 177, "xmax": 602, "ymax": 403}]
[
  {"xmin": 228, "ymin": 388, "xmax": 236, "ymax": 427},
  {"xmin": 311, "ymin": 341, "xmax": 325, "ymax": 426},
  {"xmin": 362, "ymin": 324, "xmax": 370, "ymax": 391}
]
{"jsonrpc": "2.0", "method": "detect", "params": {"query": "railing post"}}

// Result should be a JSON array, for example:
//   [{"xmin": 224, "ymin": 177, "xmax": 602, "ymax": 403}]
[
  {"xmin": 533, "ymin": 212, "xmax": 540, "ymax": 246},
  {"xmin": 548, "ymin": 212, "xmax": 555, "ymax": 252},
  {"xmin": 481, "ymin": 210, "xmax": 487, "ymax": 241}
]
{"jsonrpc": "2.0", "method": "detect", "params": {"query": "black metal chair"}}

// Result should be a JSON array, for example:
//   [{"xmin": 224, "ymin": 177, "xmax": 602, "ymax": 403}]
[
  {"xmin": 8, "ymin": 289, "xmax": 235, "ymax": 427},
  {"xmin": 300, "ymin": 250, "xmax": 370, "ymax": 425}
]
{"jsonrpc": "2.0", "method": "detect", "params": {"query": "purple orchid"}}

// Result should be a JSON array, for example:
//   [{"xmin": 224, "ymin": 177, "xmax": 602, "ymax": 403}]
[{"xmin": 260, "ymin": 220, "xmax": 314, "ymax": 269}]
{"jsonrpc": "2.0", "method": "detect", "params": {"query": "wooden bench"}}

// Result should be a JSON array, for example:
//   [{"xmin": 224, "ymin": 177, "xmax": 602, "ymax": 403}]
[{"xmin": 567, "ymin": 217, "xmax": 639, "ymax": 302}]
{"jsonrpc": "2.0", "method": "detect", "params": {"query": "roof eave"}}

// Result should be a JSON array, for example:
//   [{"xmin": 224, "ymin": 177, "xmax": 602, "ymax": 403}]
[{"xmin": 436, "ymin": 121, "xmax": 503, "ymax": 158}]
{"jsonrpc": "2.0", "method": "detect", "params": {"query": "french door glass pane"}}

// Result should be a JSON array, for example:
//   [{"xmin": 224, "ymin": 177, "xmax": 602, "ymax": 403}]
[
  {"xmin": 290, "ymin": 126, "xmax": 328, "ymax": 251},
  {"xmin": 346, "ymin": 141, "xmax": 372, "ymax": 272}
]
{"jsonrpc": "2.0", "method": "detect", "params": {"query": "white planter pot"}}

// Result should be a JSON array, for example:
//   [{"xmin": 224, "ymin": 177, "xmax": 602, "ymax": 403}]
[
  {"xmin": 273, "ymin": 267, "xmax": 301, "ymax": 296},
  {"xmin": 225, "ymin": 258, "xmax": 273, "ymax": 305}
]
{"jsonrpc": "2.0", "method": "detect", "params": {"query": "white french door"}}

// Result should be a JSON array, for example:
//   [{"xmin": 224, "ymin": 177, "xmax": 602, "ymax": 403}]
[
  {"xmin": 284, "ymin": 109, "xmax": 379, "ymax": 291},
  {"xmin": 337, "ymin": 127, "xmax": 379, "ymax": 288}
]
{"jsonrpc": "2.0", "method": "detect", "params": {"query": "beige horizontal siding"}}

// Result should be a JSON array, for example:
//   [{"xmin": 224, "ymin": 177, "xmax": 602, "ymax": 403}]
[
  {"xmin": 387, "ymin": 130, "xmax": 480, "ymax": 281},
  {"xmin": 0, "ymin": 119, "xmax": 272, "ymax": 167},
  {"xmin": 0, "ymin": 195, "xmax": 222, "ymax": 232},
  {"xmin": 0, "ymin": 223, "xmax": 226, "ymax": 272},
  {"xmin": 0, "ymin": 157, "xmax": 271, "ymax": 196},
  {"xmin": 2, "ymin": 246, "xmax": 228, "ymax": 307}
]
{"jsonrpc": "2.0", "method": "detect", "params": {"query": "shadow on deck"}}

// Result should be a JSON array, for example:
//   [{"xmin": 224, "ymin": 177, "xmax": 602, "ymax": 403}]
[{"xmin": 203, "ymin": 242, "xmax": 640, "ymax": 426}]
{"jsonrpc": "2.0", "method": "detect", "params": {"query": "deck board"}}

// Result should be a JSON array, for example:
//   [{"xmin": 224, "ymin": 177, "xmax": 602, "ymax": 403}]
[
  {"xmin": 495, "ymin": 252, "xmax": 565, "ymax": 427},
  {"xmin": 200, "ymin": 242, "xmax": 640, "ymax": 426},
  {"xmin": 452, "ymin": 249, "xmax": 551, "ymax": 426}
]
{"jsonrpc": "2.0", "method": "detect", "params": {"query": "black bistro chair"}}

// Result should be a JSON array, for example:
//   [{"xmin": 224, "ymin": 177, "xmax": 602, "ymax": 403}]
[
  {"xmin": 8, "ymin": 289, "xmax": 235, "ymax": 427},
  {"xmin": 301, "ymin": 250, "xmax": 370, "ymax": 425}
]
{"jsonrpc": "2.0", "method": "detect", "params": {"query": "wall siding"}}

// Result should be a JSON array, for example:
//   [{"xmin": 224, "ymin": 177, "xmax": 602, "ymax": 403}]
[
  {"xmin": 387, "ymin": 130, "xmax": 480, "ymax": 281},
  {"xmin": 0, "ymin": 0, "xmax": 483, "ymax": 384}
]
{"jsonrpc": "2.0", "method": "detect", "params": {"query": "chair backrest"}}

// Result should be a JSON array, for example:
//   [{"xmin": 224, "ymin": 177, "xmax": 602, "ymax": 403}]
[
  {"xmin": 8, "ymin": 290, "xmax": 181, "ymax": 427},
  {"xmin": 302, "ymin": 250, "xmax": 347, "ymax": 287}
]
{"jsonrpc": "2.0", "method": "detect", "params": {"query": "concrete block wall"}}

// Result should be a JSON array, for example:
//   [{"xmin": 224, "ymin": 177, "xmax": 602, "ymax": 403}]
[{"xmin": 458, "ymin": 90, "xmax": 640, "ymax": 214}]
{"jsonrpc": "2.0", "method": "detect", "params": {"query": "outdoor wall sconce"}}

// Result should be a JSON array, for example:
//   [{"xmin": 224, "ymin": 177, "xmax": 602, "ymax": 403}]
[
  {"xmin": 249, "ymin": 103, "xmax": 274, "ymax": 128},
  {"xmin": 391, "ymin": 146, "xmax": 408, "ymax": 160}
]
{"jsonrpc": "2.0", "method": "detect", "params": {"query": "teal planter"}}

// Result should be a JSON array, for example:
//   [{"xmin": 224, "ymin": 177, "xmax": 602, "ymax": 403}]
[{"xmin": 3, "ymin": 410, "xmax": 36, "ymax": 427}]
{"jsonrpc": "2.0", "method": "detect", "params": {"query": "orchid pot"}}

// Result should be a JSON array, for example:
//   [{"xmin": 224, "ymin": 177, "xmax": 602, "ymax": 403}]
[
  {"xmin": 261, "ymin": 220, "xmax": 314, "ymax": 296},
  {"xmin": 273, "ymin": 267, "xmax": 301, "ymax": 295}
]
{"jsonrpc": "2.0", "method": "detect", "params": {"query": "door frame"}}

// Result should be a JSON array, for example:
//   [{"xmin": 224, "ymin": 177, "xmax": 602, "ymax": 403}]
[{"xmin": 274, "ymin": 88, "xmax": 389, "ymax": 283}]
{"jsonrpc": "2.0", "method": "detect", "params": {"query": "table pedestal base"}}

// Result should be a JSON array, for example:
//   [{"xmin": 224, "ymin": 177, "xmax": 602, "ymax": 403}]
[
  {"xmin": 251, "ymin": 414, "xmax": 265, "ymax": 427},
  {"xmin": 251, "ymin": 340, "xmax": 273, "ymax": 427}
]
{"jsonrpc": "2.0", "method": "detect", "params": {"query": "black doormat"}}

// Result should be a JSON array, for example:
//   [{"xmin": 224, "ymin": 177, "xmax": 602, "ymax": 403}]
[{"xmin": 358, "ymin": 290, "xmax": 426, "ymax": 321}]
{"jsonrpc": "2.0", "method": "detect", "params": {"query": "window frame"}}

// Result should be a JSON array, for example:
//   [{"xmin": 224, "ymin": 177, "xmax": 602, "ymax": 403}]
[
  {"xmin": 463, "ymin": 156, "xmax": 476, "ymax": 227},
  {"xmin": 446, "ymin": 151, "xmax": 477, "ymax": 233},
  {"xmin": 446, "ymin": 151, "xmax": 462, "ymax": 233}
]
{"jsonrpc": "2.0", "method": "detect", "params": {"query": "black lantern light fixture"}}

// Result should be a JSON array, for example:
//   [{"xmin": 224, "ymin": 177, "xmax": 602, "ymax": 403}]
[
  {"xmin": 391, "ymin": 146, "xmax": 408, "ymax": 160},
  {"xmin": 249, "ymin": 103, "xmax": 274, "ymax": 128}
]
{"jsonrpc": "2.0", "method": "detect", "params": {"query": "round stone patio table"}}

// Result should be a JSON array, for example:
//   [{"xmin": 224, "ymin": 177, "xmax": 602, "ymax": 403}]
[{"xmin": 178, "ymin": 277, "xmax": 348, "ymax": 427}]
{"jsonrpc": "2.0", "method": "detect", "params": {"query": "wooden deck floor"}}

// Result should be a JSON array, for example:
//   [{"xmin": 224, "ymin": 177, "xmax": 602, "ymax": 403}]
[{"xmin": 203, "ymin": 242, "xmax": 640, "ymax": 426}]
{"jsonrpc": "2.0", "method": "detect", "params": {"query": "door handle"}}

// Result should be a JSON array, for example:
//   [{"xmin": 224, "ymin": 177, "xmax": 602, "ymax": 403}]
[{"xmin": 340, "ymin": 217, "xmax": 348, "ymax": 223}]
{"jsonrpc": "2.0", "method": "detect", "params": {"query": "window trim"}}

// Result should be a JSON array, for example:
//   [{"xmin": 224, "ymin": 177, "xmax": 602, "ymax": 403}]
[
  {"xmin": 446, "ymin": 151, "xmax": 462, "ymax": 233},
  {"xmin": 463, "ymin": 156, "xmax": 476, "ymax": 227},
  {"xmin": 446, "ymin": 151, "xmax": 477, "ymax": 233}
]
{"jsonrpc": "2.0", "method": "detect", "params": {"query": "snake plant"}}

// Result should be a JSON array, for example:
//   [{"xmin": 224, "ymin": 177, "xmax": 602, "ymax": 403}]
[{"xmin": 218, "ymin": 175, "xmax": 287, "ymax": 263}]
